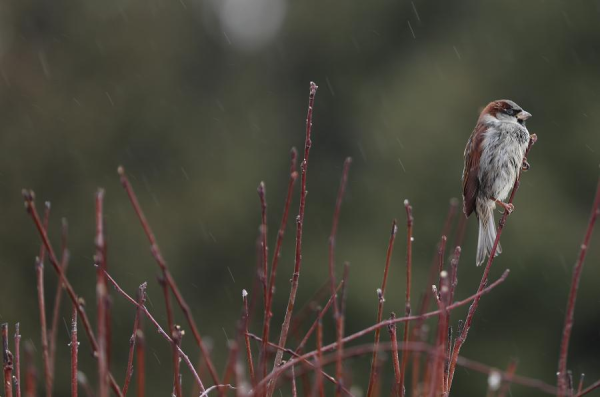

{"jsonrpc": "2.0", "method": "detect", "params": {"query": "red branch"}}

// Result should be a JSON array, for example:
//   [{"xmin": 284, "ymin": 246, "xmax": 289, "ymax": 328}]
[
  {"xmin": 292, "ymin": 342, "xmax": 558, "ymax": 396},
  {"xmin": 399, "ymin": 200, "xmax": 413, "ymax": 397},
  {"xmin": 252, "ymin": 268, "xmax": 510, "ymax": 396},
  {"xmin": 262, "ymin": 147, "xmax": 298, "ymax": 375},
  {"xmin": 557, "ymin": 177, "xmax": 600, "ymax": 396},
  {"xmin": 366, "ymin": 219, "xmax": 398, "ymax": 397},
  {"xmin": 294, "ymin": 281, "xmax": 343, "ymax": 354},
  {"xmin": 22, "ymin": 191, "xmax": 123, "ymax": 396},
  {"xmin": 328, "ymin": 157, "xmax": 352, "ymax": 396},
  {"xmin": 242, "ymin": 290, "xmax": 256, "ymax": 386},
  {"xmin": 71, "ymin": 306, "xmax": 78, "ymax": 397},
  {"xmin": 122, "ymin": 284, "xmax": 147, "ymax": 396},
  {"xmin": 49, "ymin": 218, "xmax": 69, "ymax": 376},
  {"xmin": 118, "ymin": 167, "xmax": 220, "ymax": 390},
  {"xmin": 267, "ymin": 81, "xmax": 318, "ymax": 397},
  {"xmin": 2, "ymin": 323, "xmax": 14, "ymax": 397},
  {"xmin": 103, "ymin": 275, "xmax": 206, "ymax": 393},
  {"xmin": 136, "ymin": 329, "xmax": 145, "ymax": 397},
  {"xmin": 388, "ymin": 313, "xmax": 401, "ymax": 396},
  {"xmin": 14, "ymin": 323, "xmax": 21, "ymax": 397},
  {"xmin": 257, "ymin": 181, "xmax": 270, "ymax": 382},
  {"xmin": 95, "ymin": 189, "xmax": 109, "ymax": 397},
  {"xmin": 447, "ymin": 134, "xmax": 537, "ymax": 392}
]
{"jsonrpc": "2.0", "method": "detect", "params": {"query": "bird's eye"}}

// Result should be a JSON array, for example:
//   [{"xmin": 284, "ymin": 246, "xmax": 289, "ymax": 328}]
[{"xmin": 505, "ymin": 109, "xmax": 516, "ymax": 116}]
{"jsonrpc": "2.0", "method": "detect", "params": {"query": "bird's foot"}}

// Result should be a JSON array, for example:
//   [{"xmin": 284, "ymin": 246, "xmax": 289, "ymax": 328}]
[
  {"xmin": 494, "ymin": 199, "xmax": 514, "ymax": 215},
  {"xmin": 522, "ymin": 157, "xmax": 530, "ymax": 171}
]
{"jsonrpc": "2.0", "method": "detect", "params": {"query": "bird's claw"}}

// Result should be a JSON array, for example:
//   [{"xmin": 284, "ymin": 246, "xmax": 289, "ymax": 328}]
[
  {"xmin": 522, "ymin": 158, "xmax": 530, "ymax": 171},
  {"xmin": 530, "ymin": 133, "xmax": 538, "ymax": 145},
  {"xmin": 494, "ymin": 199, "xmax": 514, "ymax": 215}
]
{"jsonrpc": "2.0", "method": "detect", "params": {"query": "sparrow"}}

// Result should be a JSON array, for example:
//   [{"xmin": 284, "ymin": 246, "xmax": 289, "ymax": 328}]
[{"xmin": 462, "ymin": 99, "xmax": 532, "ymax": 266}]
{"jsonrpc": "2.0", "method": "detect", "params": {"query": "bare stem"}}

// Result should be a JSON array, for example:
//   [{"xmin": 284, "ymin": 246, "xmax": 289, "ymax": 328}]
[
  {"xmin": 328, "ymin": 157, "xmax": 352, "ymax": 396},
  {"xmin": 557, "ymin": 177, "xmax": 600, "ymax": 396},
  {"xmin": 122, "ymin": 284, "xmax": 147, "ymax": 396},
  {"xmin": 71, "ymin": 306, "xmax": 78, "ymax": 397},
  {"xmin": 103, "ymin": 274, "xmax": 206, "ymax": 393},
  {"xmin": 497, "ymin": 358, "xmax": 518, "ymax": 397},
  {"xmin": 136, "ymin": 329, "xmax": 145, "ymax": 397},
  {"xmin": 315, "ymin": 317, "xmax": 324, "ymax": 397},
  {"xmin": 267, "ymin": 81, "xmax": 318, "ymax": 397},
  {"xmin": 14, "ymin": 323, "xmax": 21, "ymax": 397},
  {"xmin": 294, "ymin": 281, "xmax": 343, "ymax": 354},
  {"xmin": 253, "ymin": 269, "xmax": 510, "ymax": 396},
  {"xmin": 366, "ymin": 219, "xmax": 398, "ymax": 397},
  {"xmin": 388, "ymin": 313, "xmax": 401, "ymax": 396},
  {"xmin": 95, "ymin": 189, "xmax": 109, "ymax": 397},
  {"xmin": 399, "ymin": 200, "xmax": 413, "ymax": 397},
  {"xmin": 23, "ymin": 342, "xmax": 35, "ymax": 397},
  {"xmin": 35, "ymin": 257, "xmax": 52, "ymax": 397},
  {"xmin": 3, "ymin": 323, "xmax": 14, "ymax": 397},
  {"xmin": 22, "ymin": 191, "xmax": 123, "ymax": 396},
  {"xmin": 447, "ymin": 134, "xmax": 537, "ymax": 392},
  {"xmin": 262, "ymin": 147, "xmax": 298, "ymax": 381},
  {"xmin": 49, "ymin": 218, "xmax": 69, "ymax": 376},
  {"xmin": 291, "ymin": 341, "xmax": 558, "ymax": 396},
  {"xmin": 118, "ymin": 167, "xmax": 220, "ymax": 389},
  {"xmin": 242, "ymin": 290, "xmax": 256, "ymax": 386},
  {"xmin": 257, "ymin": 181, "xmax": 270, "ymax": 382}
]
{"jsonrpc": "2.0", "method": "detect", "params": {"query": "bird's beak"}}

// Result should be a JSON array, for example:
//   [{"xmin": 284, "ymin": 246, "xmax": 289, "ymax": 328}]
[{"xmin": 517, "ymin": 110, "xmax": 532, "ymax": 121}]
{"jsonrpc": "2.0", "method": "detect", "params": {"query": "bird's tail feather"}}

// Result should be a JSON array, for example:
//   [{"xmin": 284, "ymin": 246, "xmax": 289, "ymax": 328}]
[{"xmin": 476, "ymin": 200, "xmax": 501, "ymax": 266}]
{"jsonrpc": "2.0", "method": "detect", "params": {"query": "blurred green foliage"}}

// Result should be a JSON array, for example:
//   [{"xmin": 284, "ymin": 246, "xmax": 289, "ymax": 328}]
[{"xmin": 0, "ymin": 0, "xmax": 599, "ymax": 395}]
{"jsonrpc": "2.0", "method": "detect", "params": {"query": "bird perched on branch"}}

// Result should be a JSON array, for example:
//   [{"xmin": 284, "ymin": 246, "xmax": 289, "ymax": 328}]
[{"xmin": 462, "ymin": 99, "xmax": 532, "ymax": 266}]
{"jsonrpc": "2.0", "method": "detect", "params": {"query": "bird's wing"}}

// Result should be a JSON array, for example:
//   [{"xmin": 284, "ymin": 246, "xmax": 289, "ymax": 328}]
[{"xmin": 462, "ymin": 122, "xmax": 486, "ymax": 217}]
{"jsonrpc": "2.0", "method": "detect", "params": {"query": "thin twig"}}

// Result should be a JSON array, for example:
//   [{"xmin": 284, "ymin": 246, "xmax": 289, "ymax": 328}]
[
  {"xmin": 71, "ymin": 306, "xmax": 78, "ymax": 397},
  {"xmin": 294, "ymin": 281, "xmax": 343, "ymax": 354},
  {"xmin": 257, "ymin": 181, "xmax": 270, "ymax": 382},
  {"xmin": 242, "ymin": 290, "xmax": 256, "ymax": 386},
  {"xmin": 49, "ymin": 218, "xmax": 69, "ymax": 375},
  {"xmin": 23, "ymin": 342, "xmax": 36, "ymax": 397},
  {"xmin": 289, "ymin": 281, "xmax": 330, "ymax": 342},
  {"xmin": 557, "ymin": 177, "xmax": 600, "ymax": 396},
  {"xmin": 388, "ymin": 313, "xmax": 401, "ymax": 396},
  {"xmin": 103, "ymin": 275, "xmax": 206, "ymax": 393},
  {"xmin": 576, "ymin": 374, "xmax": 585, "ymax": 395},
  {"xmin": 136, "ymin": 329, "xmax": 145, "ymax": 397},
  {"xmin": 118, "ymin": 167, "xmax": 220, "ymax": 389},
  {"xmin": 122, "ymin": 284, "xmax": 147, "ymax": 396},
  {"xmin": 35, "ymin": 202, "xmax": 52, "ymax": 397},
  {"xmin": 315, "ymin": 316, "xmax": 324, "ymax": 397},
  {"xmin": 576, "ymin": 377, "xmax": 599, "ymax": 397},
  {"xmin": 328, "ymin": 157, "xmax": 352, "ymax": 396},
  {"xmin": 198, "ymin": 384, "xmax": 236, "ymax": 397},
  {"xmin": 366, "ymin": 219, "xmax": 398, "ymax": 397},
  {"xmin": 14, "ymin": 323, "xmax": 21, "ymax": 397},
  {"xmin": 267, "ymin": 81, "xmax": 318, "ymax": 397},
  {"xmin": 291, "ymin": 366, "xmax": 297, "ymax": 397},
  {"xmin": 3, "ymin": 323, "xmax": 14, "ymax": 397},
  {"xmin": 399, "ymin": 200, "xmax": 413, "ymax": 397},
  {"xmin": 35, "ymin": 257, "xmax": 52, "ymax": 397},
  {"xmin": 292, "ymin": 341, "xmax": 558, "ymax": 396},
  {"xmin": 95, "ymin": 189, "xmax": 109, "ymax": 397},
  {"xmin": 253, "ymin": 269, "xmax": 510, "ymax": 396},
  {"xmin": 22, "ymin": 191, "xmax": 123, "ymax": 396},
  {"xmin": 172, "ymin": 326, "xmax": 184, "ymax": 397},
  {"xmin": 262, "ymin": 147, "xmax": 298, "ymax": 383},
  {"xmin": 447, "ymin": 134, "xmax": 537, "ymax": 392},
  {"xmin": 246, "ymin": 333, "xmax": 352, "ymax": 395},
  {"xmin": 412, "ymin": 199, "xmax": 457, "ymax": 396},
  {"xmin": 497, "ymin": 358, "xmax": 518, "ymax": 397}
]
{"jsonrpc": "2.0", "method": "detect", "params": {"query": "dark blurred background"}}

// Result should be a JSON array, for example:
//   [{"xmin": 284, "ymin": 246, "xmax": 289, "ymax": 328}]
[{"xmin": 1, "ymin": 0, "xmax": 600, "ymax": 395}]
